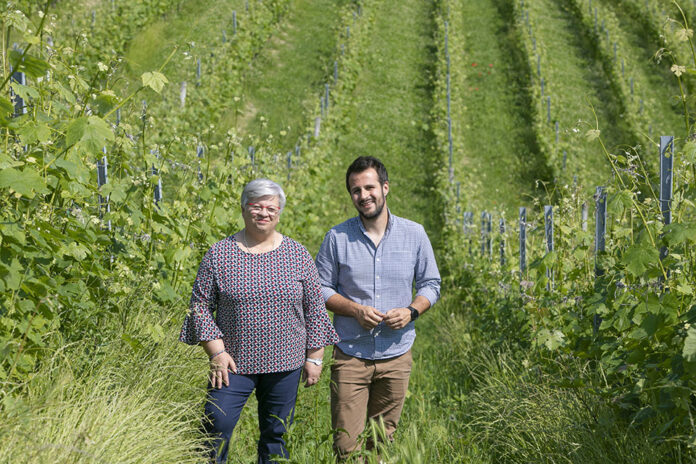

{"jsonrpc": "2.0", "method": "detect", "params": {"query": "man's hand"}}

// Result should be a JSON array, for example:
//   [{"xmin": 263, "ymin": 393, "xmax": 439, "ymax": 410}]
[
  {"xmin": 354, "ymin": 304, "xmax": 384, "ymax": 329},
  {"xmin": 384, "ymin": 307, "xmax": 411, "ymax": 330},
  {"xmin": 210, "ymin": 352, "xmax": 237, "ymax": 389}
]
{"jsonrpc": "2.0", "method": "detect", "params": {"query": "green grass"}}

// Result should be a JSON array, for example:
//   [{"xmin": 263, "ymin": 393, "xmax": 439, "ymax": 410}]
[
  {"xmin": 123, "ymin": 0, "xmax": 243, "ymax": 79},
  {"xmin": 226, "ymin": 0, "xmax": 351, "ymax": 145},
  {"xmin": 325, "ymin": 0, "xmax": 440, "ymax": 230},
  {"xmin": 522, "ymin": 0, "xmax": 635, "ymax": 189},
  {"xmin": 448, "ymin": 0, "xmax": 552, "ymax": 213}
]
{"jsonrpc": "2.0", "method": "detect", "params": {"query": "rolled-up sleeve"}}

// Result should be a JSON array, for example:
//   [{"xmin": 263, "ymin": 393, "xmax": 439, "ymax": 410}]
[
  {"xmin": 300, "ymin": 248, "xmax": 340, "ymax": 349},
  {"xmin": 414, "ymin": 226, "xmax": 441, "ymax": 307},
  {"xmin": 315, "ymin": 231, "xmax": 339, "ymax": 302},
  {"xmin": 179, "ymin": 249, "xmax": 224, "ymax": 345}
]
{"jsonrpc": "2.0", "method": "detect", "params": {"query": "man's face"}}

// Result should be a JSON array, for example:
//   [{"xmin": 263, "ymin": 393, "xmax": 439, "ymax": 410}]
[{"xmin": 348, "ymin": 168, "xmax": 389, "ymax": 220}]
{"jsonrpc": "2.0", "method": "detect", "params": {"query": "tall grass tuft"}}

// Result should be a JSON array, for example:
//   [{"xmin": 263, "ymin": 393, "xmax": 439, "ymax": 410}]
[{"xmin": 0, "ymin": 303, "xmax": 210, "ymax": 464}]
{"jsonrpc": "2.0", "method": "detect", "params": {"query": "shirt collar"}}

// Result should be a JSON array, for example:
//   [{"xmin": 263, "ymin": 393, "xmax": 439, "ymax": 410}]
[{"xmin": 356, "ymin": 209, "xmax": 395, "ymax": 239}]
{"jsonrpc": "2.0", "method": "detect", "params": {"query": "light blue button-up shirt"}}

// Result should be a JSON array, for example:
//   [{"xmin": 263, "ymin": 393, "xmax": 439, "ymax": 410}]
[{"xmin": 315, "ymin": 212, "xmax": 441, "ymax": 360}]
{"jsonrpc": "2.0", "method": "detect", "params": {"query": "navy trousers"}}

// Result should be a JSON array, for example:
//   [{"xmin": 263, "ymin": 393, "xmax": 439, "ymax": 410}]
[{"xmin": 204, "ymin": 367, "xmax": 302, "ymax": 464}]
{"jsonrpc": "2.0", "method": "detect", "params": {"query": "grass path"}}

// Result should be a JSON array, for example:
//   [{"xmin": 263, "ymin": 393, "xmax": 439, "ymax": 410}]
[
  {"xmin": 522, "ymin": 0, "xmax": 635, "ymax": 188},
  {"xmin": 449, "ymin": 0, "xmax": 551, "ymax": 213},
  {"xmin": 602, "ymin": 0, "xmax": 685, "ymax": 141},
  {"xmin": 229, "ymin": 0, "xmax": 351, "ymax": 145},
  {"xmin": 326, "ymin": 0, "xmax": 439, "ymax": 230}
]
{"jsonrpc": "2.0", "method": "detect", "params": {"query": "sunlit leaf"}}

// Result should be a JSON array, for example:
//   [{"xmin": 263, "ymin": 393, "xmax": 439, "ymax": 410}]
[
  {"xmin": 66, "ymin": 115, "xmax": 114, "ymax": 153},
  {"xmin": 141, "ymin": 71, "xmax": 169, "ymax": 94},
  {"xmin": 0, "ymin": 167, "xmax": 48, "ymax": 198}
]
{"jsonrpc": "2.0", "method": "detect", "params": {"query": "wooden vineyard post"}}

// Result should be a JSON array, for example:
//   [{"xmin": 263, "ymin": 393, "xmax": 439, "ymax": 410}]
[
  {"xmin": 519, "ymin": 207, "xmax": 527, "ymax": 276},
  {"xmin": 486, "ymin": 213, "xmax": 492, "ymax": 258},
  {"xmin": 480, "ymin": 212, "xmax": 487, "ymax": 256},
  {"xmin": 151, "ymin": 150, "xmax": 162, "ymax": 209},
  {"xmin": 97, "ymin": 149, "xmax": 111, "ymax": 231},
  {"xmin": 660, "ymin": 136, "xmax": 674, "ymax": 264},
  {"xmin": 500, "ymin": 217, "xmax": 506, "ymax": 267},
  {"xmin": 197, "ymin": 145, "xmax": 204, "ymax": 182},
  {"xmin": 594, "ymin": 186, "xmax": 607, "ymax": 332},
  {"xmin": 248, "ymin": 146, "xmax": 256, "ymax": 168},
  {"xmin": 314, "ymin": 117, "xmax": 321, "ymax": 138},
  {"xmin": 581, "ymin": 202, "xmax": 588, "ymax": 231},
  {"xmin": 544, "ymin": 205, "xmax": 553, "ymax": 289},
  {"xmin": 10, "ymin": 70, "xmax": 27, "ymax": 117},
  {"xmin": 463, "ymin": 212, "xmax": 473, "ymax": 255},
  {"xmin": 325, "ymin": 84, "xmax": 330, "ymax": 113},
  {"xmin": 444, "ymin": 20, "xmax": 453, "ymax": 183}
]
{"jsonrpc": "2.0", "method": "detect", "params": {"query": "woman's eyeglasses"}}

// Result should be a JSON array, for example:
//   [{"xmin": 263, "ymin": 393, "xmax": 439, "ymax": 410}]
[{"xmin": 247, "ymin": 203, "xmax": 280, "ymax": 217}]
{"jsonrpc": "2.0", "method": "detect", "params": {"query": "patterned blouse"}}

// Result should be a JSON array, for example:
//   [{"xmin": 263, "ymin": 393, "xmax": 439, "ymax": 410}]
[{"xmin": 179, "ymin": 235, "xmax": 340, "ymax": 374}]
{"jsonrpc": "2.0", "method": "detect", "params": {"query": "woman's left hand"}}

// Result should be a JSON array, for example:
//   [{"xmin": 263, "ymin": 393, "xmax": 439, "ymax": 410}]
[{"xmin": 302, "ymin": 361, "xmax": 322, "ymax": 387}]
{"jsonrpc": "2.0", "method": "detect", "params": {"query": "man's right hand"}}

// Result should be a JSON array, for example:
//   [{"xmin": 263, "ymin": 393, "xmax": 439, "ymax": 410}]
[{"xmin": 354, "ymin": 304, "xmax": 384, "ymax": 329}]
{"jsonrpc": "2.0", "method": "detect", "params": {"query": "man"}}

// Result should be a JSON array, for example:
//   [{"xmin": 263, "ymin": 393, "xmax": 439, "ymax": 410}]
[{"xmin": 315, "ymin": 156, "xmax": 441, "ymax": 459}]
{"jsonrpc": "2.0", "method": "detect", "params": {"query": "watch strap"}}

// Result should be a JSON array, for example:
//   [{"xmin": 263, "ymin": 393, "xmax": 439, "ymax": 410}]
[{"xmin": 408, "ymin": 305, "xmax": 419, "ymax": 321}]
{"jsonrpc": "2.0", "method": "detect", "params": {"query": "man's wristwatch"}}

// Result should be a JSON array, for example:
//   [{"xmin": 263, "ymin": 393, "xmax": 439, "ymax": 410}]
[
  {"xmin": 408, "ymin": 305, "xmax": 420, "ymax": 322},
  {"xmin": 306, "ymin": 357, "xmax": 323, "ymax": 366}
]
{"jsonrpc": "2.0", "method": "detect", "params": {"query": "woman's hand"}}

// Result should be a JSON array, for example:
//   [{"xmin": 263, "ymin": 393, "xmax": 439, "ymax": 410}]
[
  {"xmin": 210, "ymin": 351, "xmax": 237, "ymax": 389},
  {"xmin": 302, "ymin": 348, "xmax": 325, "ymax": 387},
  {"xmin": 302, "ymin": 361, "xmax": 322, "ymax": 387}
]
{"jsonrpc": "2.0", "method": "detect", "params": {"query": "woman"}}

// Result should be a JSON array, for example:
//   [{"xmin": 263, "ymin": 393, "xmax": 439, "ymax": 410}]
[{"xmin": 179, "ymin": 178, "xmax": 339, "ymax": 464}]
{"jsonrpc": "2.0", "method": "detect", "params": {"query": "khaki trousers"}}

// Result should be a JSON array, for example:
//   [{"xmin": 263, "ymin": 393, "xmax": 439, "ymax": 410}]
[{"xmin": 330, "ymin": 347, "xmax": 413, "ymax": 458}]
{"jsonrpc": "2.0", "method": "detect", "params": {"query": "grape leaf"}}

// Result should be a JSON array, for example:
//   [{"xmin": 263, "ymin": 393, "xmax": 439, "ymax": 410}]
[
  {"xmin": 9, "ymin": 50, "xmax": 50, "ymax": 79},
  {"xmin": 664, "ymin": 223, "xmax": 696, "ymax": 246},
  {"xmin": 66, "ymin": 116, "xmax": 114, "ymax": 153},
  {"xmin": 141, "ymin": 71, "xmax": 169, "ymax": 94},
  {"xmin": 0, "ymin": 167, "xmax": 48, "ymax": 198},
  {"xmin": 622, "ymin": 244, "xmax": 659, "ymax": 277},
  {"xmin": 683, "ymin": 327, "xmax": 696, "ymax": 362}
]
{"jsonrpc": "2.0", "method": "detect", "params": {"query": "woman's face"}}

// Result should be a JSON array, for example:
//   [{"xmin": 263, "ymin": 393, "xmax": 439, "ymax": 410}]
[{"xmin": 242, "ymin": 195, "xmax": 281, "ymax": 233}]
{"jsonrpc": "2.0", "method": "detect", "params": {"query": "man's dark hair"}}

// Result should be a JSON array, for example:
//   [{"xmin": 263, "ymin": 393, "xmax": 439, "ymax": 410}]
[{"xmin": 345, "ymin": 156, "xmax": 389, "ymax": 192}]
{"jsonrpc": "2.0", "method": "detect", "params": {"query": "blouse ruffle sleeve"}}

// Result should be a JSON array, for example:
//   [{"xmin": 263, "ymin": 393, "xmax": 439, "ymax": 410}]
[
  {"xmin": 300, "ymin": 248, "xmax": 340, "ymax": 350},
  {"xmin": 179, "ymin": 248, "xmax": 224, "ymax": 345}
]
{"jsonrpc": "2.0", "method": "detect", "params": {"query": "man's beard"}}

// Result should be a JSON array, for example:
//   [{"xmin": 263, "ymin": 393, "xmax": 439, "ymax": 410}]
[{"xmin": 358, "ymin": 197, "xmax": 385, "ymax": 220}]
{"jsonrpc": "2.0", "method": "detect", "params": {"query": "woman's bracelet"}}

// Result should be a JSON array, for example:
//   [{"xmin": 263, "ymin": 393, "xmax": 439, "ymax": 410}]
[{"xmin": 209, "ymin": 349, "xmax": 226, "ymax": 361}]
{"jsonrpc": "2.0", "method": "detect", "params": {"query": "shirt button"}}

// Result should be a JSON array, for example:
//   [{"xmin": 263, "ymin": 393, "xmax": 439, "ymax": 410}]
[
  {"xmin": 376, "ymin": 295, "xmax": 380, "ymax": 298},
  {"xmin": 376, "ymin": 276, "xmax": 380, "ymax": 279},
  {"xmin": 376, "ymin": 258, "xmax": 380, "ymax": 262}
]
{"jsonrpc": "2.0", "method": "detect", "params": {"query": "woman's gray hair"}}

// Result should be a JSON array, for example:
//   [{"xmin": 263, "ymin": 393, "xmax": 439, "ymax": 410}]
[{"xmin": 241, "ymin": 178, "xmax": 286, "ymax": 211}]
